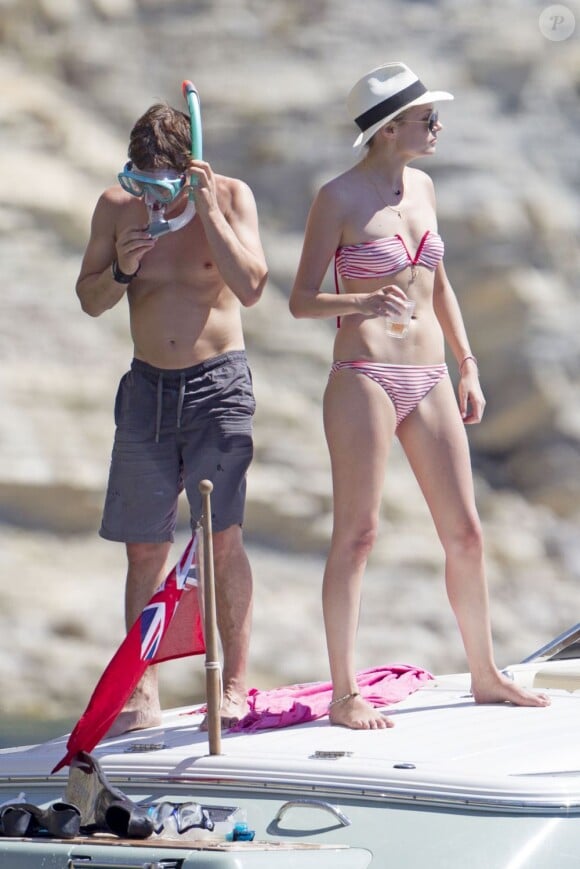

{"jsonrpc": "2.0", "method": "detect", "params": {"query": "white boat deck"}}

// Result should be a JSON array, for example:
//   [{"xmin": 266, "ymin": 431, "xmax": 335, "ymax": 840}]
[{"xmin": 2, "ymin": 660, "xmax": 580, "ymax": 813}]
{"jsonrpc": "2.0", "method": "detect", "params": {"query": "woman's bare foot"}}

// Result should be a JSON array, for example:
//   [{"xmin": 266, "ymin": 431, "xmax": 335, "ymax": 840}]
[
  {"xmin": 328, "ymin": 692, "xmax": 394, "ymax": 730},
  {"xmin": 200, "ymin": 687, "xmax": 249, "ymax": 731},
  {"xmin": 472, "ymin": 671, "xmax": 551, "ymax": 708}
]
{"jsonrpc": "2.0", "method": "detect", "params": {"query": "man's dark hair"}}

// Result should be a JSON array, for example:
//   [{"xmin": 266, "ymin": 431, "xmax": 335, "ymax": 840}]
[{"xmin": 128, "ymin": 103, "xmax": 192, "ymax": 173}]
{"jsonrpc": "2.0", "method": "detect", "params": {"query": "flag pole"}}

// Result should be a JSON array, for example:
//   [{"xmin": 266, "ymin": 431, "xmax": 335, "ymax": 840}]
[{"xmin": 199, "ymin": 479, "xmax": 222, "ymax": 755}]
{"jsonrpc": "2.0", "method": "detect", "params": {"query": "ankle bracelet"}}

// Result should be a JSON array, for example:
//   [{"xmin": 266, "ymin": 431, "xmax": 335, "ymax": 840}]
[{"xmin": 328, "ymin": 691, "xmax": 360, "ymax": 709}]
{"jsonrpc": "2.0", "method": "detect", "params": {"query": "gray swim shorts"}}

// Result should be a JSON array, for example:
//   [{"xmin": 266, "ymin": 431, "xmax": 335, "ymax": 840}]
[{"xmin": 100, "ymin": 351, "xmax": 255, "ymax": 543}]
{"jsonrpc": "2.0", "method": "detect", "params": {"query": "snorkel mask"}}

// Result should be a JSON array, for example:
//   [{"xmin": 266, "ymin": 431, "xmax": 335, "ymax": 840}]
[
  {"xmin": 118, "ymin": 163, "xmax": 186, "ymax": 204},
  {"xmin": 117, "ymin": 80, "xmax": 203, "ymax": 238}
]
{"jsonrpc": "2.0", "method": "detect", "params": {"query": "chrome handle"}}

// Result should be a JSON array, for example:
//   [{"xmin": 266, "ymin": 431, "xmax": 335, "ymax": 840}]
[{"xmin": 274, "ymin": 798, "xmax": 351, "ymax": 827}]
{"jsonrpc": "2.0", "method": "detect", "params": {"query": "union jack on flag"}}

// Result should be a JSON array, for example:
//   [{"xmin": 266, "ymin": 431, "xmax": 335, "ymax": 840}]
[
  {"xmin": 140, "ymin": 602, "xmax": 168, "ymax": 661},
  {"xmin": 139, "ymin": 539, "xmax": 198, "ymax": 661}
]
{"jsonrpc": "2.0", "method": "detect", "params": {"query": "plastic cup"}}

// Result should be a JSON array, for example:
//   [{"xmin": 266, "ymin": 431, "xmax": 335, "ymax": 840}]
[{"xmin": 385, "ymin": 299, "xmax": 416, "ymax": 339}]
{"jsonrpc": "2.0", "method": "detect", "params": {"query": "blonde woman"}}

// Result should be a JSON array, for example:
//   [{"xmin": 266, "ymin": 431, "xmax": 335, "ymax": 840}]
[{"xmin": 290, "ymin": 63, "xmax": 550, "ymax": 729}]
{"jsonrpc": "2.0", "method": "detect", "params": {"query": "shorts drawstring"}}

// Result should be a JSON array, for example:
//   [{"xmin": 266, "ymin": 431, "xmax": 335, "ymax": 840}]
[
  {"xmin": 177, "ymin": 373, "xmax": 185, "ymax": 430},
  {"xmin": 155, "ymin": 372, "xmax": 164, "ymax": 444}
]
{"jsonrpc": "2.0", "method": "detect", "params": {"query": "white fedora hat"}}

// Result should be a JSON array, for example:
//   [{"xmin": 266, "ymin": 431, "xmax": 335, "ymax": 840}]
[{"xmin": 348, "ymin": 62, "xmax": 454, "ymax": 152}]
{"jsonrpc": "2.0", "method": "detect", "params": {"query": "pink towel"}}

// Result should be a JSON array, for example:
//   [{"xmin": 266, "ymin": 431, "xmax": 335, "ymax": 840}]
[{"xmin": 229, "ymin": 664, "xmax": 433, "ymax": 732}]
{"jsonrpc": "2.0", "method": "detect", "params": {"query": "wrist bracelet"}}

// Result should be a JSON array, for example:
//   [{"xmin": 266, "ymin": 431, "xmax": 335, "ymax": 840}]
[
  {"xmin": 112, "ymin": 259, "xmax": 140, "ymax": 284},
  {"xmin": 459, "ymin": 354, "xmax": 478, "ymax": 374}
]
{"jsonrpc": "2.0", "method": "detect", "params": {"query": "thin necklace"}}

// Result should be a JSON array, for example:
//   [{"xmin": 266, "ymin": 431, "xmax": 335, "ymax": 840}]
[{"xmin": 370, "ymin": 174, "xmax": 403, "ymax": 218}]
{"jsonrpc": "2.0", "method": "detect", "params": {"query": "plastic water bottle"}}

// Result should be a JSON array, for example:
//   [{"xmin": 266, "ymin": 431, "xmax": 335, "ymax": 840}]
[{"xmin": 225, "ymin": 821, "xmax": 255, "ymax": 842}]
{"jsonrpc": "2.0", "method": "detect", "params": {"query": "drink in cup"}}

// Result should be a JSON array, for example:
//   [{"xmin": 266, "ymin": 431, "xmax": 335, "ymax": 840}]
[{"xmin": 386, "ymin": 299, "xmax": 416, "ymax": 339}]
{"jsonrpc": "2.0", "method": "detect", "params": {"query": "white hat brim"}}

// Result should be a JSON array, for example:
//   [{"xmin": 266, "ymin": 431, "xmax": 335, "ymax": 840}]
[{"xmin": 352, "ymin": 90, "xmax": 454, "ymax": 152}]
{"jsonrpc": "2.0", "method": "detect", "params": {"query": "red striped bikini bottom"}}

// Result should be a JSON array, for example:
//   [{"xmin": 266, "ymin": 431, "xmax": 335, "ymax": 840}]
[{"xmin": 330, "ymin": 361, "xmax": 448, "ymax": 428}]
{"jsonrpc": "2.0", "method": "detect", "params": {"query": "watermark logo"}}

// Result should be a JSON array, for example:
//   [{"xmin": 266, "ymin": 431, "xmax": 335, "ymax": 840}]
[{"xmin": 539, "ymin": 4, "xmax": 576, "ymax": 40}]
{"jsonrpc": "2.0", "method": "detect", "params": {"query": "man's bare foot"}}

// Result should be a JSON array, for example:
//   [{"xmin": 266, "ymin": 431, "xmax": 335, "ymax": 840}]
[
  {"xmin": 103, "ymin": 677, "xmax": 162, "ymax": 739},
  {"xmin": 200, "ymin": 688, "xmax": 249, "ymax": 731},
  {"xmin": 328, "ymin": 692, "xmax": 394, "ymax": 730},
  {"xmin": 104, "ymin": 706, "xmax": 163, "ymax": 739},
  {"xmin": 472, "ymin": 671, "xmax": 551, "ymax": 708}
]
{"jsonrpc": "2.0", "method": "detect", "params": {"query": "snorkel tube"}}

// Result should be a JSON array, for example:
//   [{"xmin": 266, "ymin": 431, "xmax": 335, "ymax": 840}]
[
  {"xmin": 182, "ymin": 79, "xmax": 203, "ymax": 161},
  {"xmin": 147, "ymin": 80, "xmax": 203, "ymax": 238}
]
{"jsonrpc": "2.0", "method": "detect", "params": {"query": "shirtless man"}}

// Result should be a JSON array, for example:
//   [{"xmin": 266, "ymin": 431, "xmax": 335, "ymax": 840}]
[{"xmin": 76, "ymin": 101, "xmax": 268, "ymax": 732}]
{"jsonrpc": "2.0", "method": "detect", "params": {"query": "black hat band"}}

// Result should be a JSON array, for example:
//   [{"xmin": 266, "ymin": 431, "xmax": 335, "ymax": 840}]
[{"xmin": 355, "ymin": 80, "xmax": 427, "ymax": 132}]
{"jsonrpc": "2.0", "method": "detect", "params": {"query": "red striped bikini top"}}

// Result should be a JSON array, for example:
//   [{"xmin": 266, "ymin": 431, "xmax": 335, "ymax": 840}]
[
  {"xmin": 333, "ymin": 230, "xmax": 444, "ymax": 328},
  {"xmin": 335, "ymin": 230, "xmax": 444, "ymax": 279}
]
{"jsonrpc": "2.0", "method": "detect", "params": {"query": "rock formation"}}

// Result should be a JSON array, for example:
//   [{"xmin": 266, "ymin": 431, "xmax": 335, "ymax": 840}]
[{"xmin": 1, "ymin": 0, "xmax": 578, "ymax": 720}]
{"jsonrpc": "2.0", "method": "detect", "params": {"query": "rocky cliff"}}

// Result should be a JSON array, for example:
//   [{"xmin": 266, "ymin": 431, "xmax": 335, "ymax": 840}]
[{"xmin": 1, "ymin": 0, "xmax": 579, "ymax": 719}]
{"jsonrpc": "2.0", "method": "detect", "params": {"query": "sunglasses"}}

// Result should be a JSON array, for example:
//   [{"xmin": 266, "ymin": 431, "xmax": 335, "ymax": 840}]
[
  {"xmin": 118, "ymin": 162, "xmax": 186, "ymax": 204},
  {"xmin": 400, "ymin": 110, "xmax": 439, "ymax": 133}
]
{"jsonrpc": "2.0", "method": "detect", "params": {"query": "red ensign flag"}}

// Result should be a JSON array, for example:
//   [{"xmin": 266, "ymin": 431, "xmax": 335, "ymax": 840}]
[{"xmin": 52, "ymin": 536, "xmax": 205, "ymax": 773}]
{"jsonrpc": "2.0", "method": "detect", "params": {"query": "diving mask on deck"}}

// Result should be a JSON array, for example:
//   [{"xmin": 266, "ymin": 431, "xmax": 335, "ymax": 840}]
[{"xmin": 118, "ymin": 162, "xmax": 186, "ymax": 204}]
